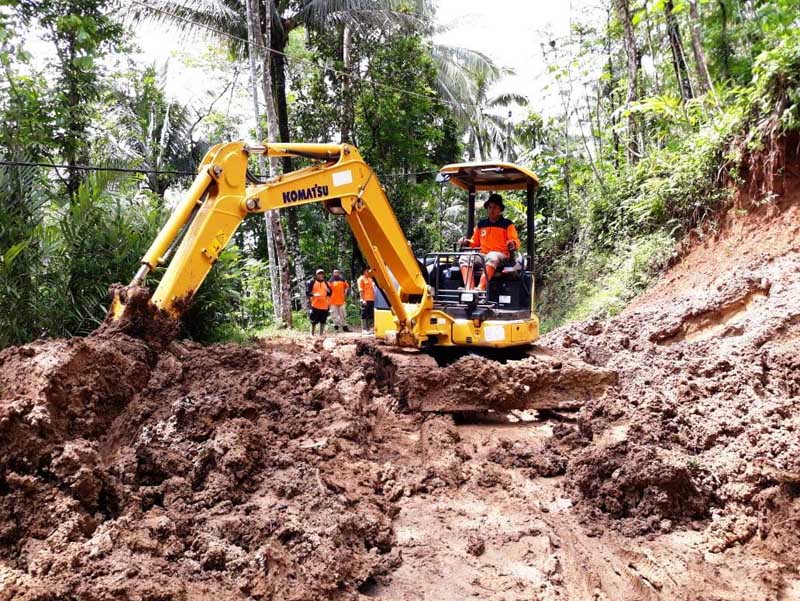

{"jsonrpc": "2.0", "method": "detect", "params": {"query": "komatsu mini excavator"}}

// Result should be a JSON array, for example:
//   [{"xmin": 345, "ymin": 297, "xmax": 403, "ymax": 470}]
[{"xmin": 111, "ymin": 141, "xmax": 541, "ymax": 352}]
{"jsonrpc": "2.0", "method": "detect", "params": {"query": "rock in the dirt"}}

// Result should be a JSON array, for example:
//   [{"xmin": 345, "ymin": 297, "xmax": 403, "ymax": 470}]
[{"xmin": 466, "ymin": 534, "xmax": 485, "ymax": 557}]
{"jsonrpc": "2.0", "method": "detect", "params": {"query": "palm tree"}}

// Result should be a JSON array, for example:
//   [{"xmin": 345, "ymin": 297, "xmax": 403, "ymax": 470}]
[
  {"xmin": 463, "ymin": 66, "xmax": 528, "ymax": 161},
  {"xmin": 106, "ymin": 63, "xmax": 195, "ymax": 198}
]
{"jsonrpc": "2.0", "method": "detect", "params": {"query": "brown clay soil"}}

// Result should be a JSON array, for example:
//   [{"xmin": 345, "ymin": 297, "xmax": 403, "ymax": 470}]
[{"xmin": 2, "ymin": 184, "xmax": 800, "ymax": 600}]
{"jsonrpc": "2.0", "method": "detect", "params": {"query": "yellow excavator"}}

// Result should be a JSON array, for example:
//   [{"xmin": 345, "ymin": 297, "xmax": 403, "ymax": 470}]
[{"xmin": 111, "ymin": 141, "xmax": 541, "ymax": 352}]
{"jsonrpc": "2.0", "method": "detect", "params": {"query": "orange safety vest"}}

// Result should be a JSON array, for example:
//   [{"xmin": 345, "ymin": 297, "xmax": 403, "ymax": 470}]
[
  {"xmin": 357, "ymin": 275, "xmax": 375, "ymax": 302},
  {"xmin": 466, "ymin": 217, "xmax": 521, "ymax": 257},
  {"xmin": 329, "ymin": 279, "xmax": 349, "ymax": 305},
  {"xmin": 309, "ymin": 280, "xmax": 332, "ymax": 310}
]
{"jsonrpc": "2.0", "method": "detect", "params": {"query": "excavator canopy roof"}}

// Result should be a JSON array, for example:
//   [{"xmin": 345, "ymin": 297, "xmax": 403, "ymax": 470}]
[{"xmin": 437, "ymin": 161, "xmax": 539, "ymax": 192}]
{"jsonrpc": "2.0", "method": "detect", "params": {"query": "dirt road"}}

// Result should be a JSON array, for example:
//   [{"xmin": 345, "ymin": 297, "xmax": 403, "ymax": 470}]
[{"xmin": 1, "ymin": 189, "xmax": 798, "ymax": 600}]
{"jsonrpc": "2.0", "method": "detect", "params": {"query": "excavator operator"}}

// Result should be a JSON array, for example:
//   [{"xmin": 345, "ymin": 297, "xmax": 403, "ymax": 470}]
[{"xmin": 458, "ymin": 193, "xmax": 521, "ymax": 291}]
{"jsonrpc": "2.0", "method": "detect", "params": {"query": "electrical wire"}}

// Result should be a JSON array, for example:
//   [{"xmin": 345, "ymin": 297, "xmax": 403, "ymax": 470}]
[
  {"xmin": 0, "ymin": 159, "xmax": 194, "ymax": 176},
  {"xmin": 0, "ymin": 158, "xmax": 438, "ymax": 180}
]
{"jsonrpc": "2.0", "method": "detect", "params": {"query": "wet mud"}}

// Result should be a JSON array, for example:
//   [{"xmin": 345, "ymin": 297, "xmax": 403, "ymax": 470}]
[
  {"xmin": 0, "ymin": 337, "xmax": 398, "ymax": 600},
  {"xmin": 101, "ymin": 284, "xmax": 180, "ymax": 351},
  {"xmin": 1, "ymin": 186, "xmax": 800, "ymax": 599}
]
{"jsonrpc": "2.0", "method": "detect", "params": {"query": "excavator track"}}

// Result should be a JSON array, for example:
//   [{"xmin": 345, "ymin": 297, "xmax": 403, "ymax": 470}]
[{"xmin": 358, "ymin": 341, "xmax": 618, "ymax": 413}]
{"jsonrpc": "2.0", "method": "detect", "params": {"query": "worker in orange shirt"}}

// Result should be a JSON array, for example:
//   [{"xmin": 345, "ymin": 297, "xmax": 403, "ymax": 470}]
[
  {"xmin": 328, "ymin": 269, "xmax": 350, "ymax": 332},
  {"xmin": 458, "ymin": 193, "xmax": 521, "ymax": 291},
  {"xmin": 306, "ymin": 268, "xmax": 332, "ymax": 335},
  {"xmin": 357, "ymin": 266, "xmax": 376, "ymax": 334}
]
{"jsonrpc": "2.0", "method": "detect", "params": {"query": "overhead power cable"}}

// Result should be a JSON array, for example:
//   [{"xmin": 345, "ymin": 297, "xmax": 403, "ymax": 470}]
[
  {"xmin": 129, "ymin": 0, "xmax": 478, "ymax": 115},
  {"xmin": 0, "ymin": 159, "xmax": 194, "ymax": 176},
  {"xmin": 0, "ymin": 158, "xmax": 438, "ymax": 180}
]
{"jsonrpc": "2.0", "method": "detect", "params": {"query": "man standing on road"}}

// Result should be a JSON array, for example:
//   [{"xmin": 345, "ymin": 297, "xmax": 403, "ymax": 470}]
[
  {"xmin": 329, "ymin": 269, "xmax": 350, "ymax": 332},
  {"xmin": 306, "ymin": 268, "xmax": 332, "ymax": 336},
  {"xmin": 458, "ymin": 193, "xmax": 520, "ymax": 291},
  {"xmin": 357, "ymin": 266, "xmax": 376, "ymax": 334}
]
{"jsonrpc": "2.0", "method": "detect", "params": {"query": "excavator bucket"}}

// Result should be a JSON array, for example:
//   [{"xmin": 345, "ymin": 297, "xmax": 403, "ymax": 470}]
[{"xmin": 360, "ymin": 341, "xmax": 617, "ymax": 414}]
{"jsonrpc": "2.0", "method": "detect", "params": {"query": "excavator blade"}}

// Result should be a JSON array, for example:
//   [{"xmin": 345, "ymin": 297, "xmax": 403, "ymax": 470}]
[
  {"xmin": 107, "ymin": 284, "xmax": 155, "ymax": 322},
  {"xmin": 359, "ymin": 341, "xmax": 617, "ymax": 413}
]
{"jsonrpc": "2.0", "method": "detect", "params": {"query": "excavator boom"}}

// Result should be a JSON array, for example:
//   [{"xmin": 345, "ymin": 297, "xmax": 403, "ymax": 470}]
[{"xmin": 112, "ymin": 141, "xmax": 430, "ymax": 346}]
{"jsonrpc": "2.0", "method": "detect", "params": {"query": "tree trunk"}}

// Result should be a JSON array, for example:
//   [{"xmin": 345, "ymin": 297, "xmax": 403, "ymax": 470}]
[
  {"xmin": 64, "ymin": 35, "xmax": 86, "ymax": 201},
  {"xmin": 333, "ymin": 23, "xmax": 353, "ymax": 276},
  {"xmin": 664, "ymin": 0, "xmax": 694, "ymax": 102},
  {"xmin": 474, "ymin": 127, "xmax": 486, "ymax": 161},
  {"xmin": 594, "ymin": 85, "xmax": 603, "ymax": 160},
  {"xmin": 575, "ymin": 107, "xmax": 607, "ymax": 195},
  {"xmin": 245, "ymin": 0, "xmax": 282, "ymax": 322},
  {"xmin": 270, "ymin": 212, "xmax": 292, "ymax": 325},
  {"xmin": 341, "ymin": 24, "xmax": 355, "ymax": 143},
  {"xmin": 687, "ymin": 0, "xmax": 716, "ymax": 99},
  {"xmin": 717, "ymin": 0, "xmax": 731, "ymax": 81},
  {"xmin": 604, "ymin": 12, "xmax": 620, "ymax": 167},
  {"xmin": 642, "ymin": 2, "xmax": 662, "ymax": 95},
  {"xmin": 259, "ymin": 0, "xmax": 292, "ymax": 326},
  {"xmin": 467, "ymin": 130, "xmax": 476, "ymax": 161},
  {"xmin": 269, "ymin": 16, "xmax": 308, "ymax": 311},
  {"xmin": 262, "ymin": 7, "xmax": 308, "ymax": 320},
  {"xmin": 270, "ymin": 43, "xmax": 292, "ymax": 173},
  {"xmin": 612, "ymin": 0, "xmax": 640, "ymax": 163},
  {"xmin": 286, "ymin": 209, "xmax": 308, "ymax": 311}
]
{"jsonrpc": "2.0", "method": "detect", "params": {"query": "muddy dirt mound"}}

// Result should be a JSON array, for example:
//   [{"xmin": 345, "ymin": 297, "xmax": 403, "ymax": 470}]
[
  {"xmin": 0, "ymin": 336, "xmax": 402, "ymax": 600},
  {"xmin": 544, "ymin": 192, "xmax": 800, "ymax": 549},
  {"xmin": 372, "ymin": 343, "xmax": 617, "ymax": 413},
  {"xmin": 569, "ymin": 442, "xmax": 714, "ymax": 533},
  {"xmin": 100, "ymin": 284, "xmax": 180, "ymax": 351},
  {"xmin": 487, "ymin": 439, "xmax": 567, "ymax": 477}
]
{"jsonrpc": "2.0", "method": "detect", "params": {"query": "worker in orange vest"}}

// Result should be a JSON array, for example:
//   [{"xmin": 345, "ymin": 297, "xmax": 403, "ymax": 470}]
[
  {"xmin": 306, "ymin": 268, "xmax": 332, "ymax": 336},
  {"xmin": 357, "ymin": 266, "xmax": 376, "ymax": 334},
  {"xmin": 329, "ymin": 269, "xmax": 350, "ymax": 332},
  {"xmin": 458, "ymin": 193, "xmax": 521, "ymax": 291}
]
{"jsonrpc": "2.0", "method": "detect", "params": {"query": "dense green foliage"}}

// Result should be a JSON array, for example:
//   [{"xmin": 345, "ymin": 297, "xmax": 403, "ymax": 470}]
[
  {"xmin": 532, "ymin": 0, "xmax": 800, "ymax": 329},
  {"xmin": 0, "ymin": 0, "xmax": 798, "ymax": 347}
]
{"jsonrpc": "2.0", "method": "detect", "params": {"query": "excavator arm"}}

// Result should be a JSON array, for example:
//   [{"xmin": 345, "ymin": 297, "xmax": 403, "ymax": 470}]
[{"xmin": 111, "ymin": 140, "xmax": 431, "ymax": 346}]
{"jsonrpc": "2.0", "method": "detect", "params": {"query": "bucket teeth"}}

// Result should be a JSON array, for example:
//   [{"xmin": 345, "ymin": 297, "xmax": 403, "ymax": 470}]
[{"xmin": 108, "ymin": 285, "xmax": 131, "ymax": 321}]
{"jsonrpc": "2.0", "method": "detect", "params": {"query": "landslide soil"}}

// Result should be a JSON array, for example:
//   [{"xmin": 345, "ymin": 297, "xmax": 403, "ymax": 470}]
[{"xmin": 1, "ymin": 184, "xmax": 800, "ymax": 600}]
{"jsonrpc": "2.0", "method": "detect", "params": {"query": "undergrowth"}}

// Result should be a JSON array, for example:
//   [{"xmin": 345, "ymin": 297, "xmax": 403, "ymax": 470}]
[{"xmin": 537, "ymin": 26, "xmax": 800, "ymax": 333}]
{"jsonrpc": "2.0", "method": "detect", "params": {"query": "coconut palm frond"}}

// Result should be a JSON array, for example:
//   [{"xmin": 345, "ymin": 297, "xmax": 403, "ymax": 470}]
[
  {"xmin": 295, "ymin": 0, "xmax": 383, "ymax": 28},
  {"xmin": 489, "ymin": 92, "xmax": 528, "ymax": 108},
  {"xmin": 429, "ymin": 43, "xmax": 503, "ymax": 123},
  {"xmin": 432, "ymin": 43, "xmax": 499, "ymax": 79},
  {"xmin": 128, "ymin": 0, "xmax": 248, "ymax": 57},
  {"xmin": 324, "ymin": 8, "xmax": 427, "ymax": 33},
  {"xmin": 435, "ymin": 75, "xmax": 473, "ymax": 122}
]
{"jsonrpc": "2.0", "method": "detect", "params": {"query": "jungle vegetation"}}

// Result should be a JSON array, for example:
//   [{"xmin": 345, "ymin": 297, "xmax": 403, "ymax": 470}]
[{"xmin": 0, "ymin": 0, "xmax": 798, "ymax": 346}]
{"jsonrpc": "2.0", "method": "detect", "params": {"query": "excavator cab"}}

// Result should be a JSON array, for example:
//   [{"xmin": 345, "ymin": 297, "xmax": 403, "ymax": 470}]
[{"xmin": 374, "ymin": 161, "xmax": 540, "ymax": 349}]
